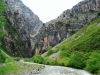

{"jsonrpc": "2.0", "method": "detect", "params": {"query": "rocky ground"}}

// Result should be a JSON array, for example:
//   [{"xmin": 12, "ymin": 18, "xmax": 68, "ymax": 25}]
[{"xmin": 34, "ymin": 65, "xmax": 92, "ymax": 75}]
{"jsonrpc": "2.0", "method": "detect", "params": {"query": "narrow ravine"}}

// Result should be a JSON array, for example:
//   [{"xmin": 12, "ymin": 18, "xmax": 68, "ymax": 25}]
[{"xmin": 35, "ymin": 65, "xmax": 92, "ymax": 75}]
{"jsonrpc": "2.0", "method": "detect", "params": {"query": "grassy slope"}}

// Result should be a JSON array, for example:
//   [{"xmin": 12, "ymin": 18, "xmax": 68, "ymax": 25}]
[
  {"xmin": 0, "ymin": 61, "xmax": 43, "ymax": 75},
  {"xmin": 58, "ymin": 17, "xmax": 100, "ymax": 55},
  {"xmin": 47, "ymin": 17, "xmax": 100, "ymax": 74}
]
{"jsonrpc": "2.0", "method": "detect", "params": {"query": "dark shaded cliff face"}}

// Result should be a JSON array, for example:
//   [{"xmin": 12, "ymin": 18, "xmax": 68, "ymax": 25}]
[
  {"xmin": 34, "ymin": 0, "xmax": 100, "ymax": 54},
  {"xmin": 2, "ymin": 0, "xmax": 43, "ymax": 57}
]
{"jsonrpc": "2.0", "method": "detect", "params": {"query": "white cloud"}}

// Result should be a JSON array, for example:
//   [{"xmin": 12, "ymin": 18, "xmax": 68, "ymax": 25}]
[{"xmin": 21, "ymin": 0, "xmax": 82, "ymax": 23}]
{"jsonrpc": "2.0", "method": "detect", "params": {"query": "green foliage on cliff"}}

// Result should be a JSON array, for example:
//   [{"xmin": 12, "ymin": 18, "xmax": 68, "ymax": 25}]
[
  {"xmin": 0, "ymin": 0, "xmax": 7, "ymax": 37},
  {"xmin": 0, "ymin": 50, "xmax": 6, "ymax": 64},
  {"xmin": 46, "ymin": 46, "xmax": 53, "ymax": 56},
  {"xmin": 49, "ymin": 17, "xmax": 100, "ymax": 74},
  {"xmin": 30, "ymin": 17, "xmax": 100, "ymax": 74},
  {"xmin": 0, "ymin": 0, "xmax": 7, "ymax": 63}
]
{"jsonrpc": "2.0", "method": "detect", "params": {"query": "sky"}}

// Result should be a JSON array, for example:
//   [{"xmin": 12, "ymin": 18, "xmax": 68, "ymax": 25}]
[{"xmin": 21, "ymin": 0, "xmax": 82, "ymax": 23}]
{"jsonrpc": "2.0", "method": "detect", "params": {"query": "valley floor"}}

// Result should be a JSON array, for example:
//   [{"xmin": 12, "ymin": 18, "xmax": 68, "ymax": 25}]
[
  {"xmin": 0, "ymin": 61, "xmax": 44, "ymax": 75},
  {"xmin": 0, "ymin": 60, "xmax": 92, "ymax": 75}
]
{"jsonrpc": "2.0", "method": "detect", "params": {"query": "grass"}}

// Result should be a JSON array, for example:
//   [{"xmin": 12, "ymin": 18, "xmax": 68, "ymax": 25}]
[
  {"xmin": 0, "ymin": 62, "xmax": 18, "ymax": 75},
  {"xmin": 44, "ymin": 17, "xmax": 100, "ymax": 74},
  {"xmin": 0, "ymin": 61, "xmax": 43, "ymax": 75},
  {"xmin": 28, "ymin": 16, "xmax": 100, "ymax": 75}
]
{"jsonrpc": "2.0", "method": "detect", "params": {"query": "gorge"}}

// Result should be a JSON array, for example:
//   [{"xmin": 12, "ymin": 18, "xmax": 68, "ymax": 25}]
[{"xmin": 0, "ymin": 0, "xmax": 100, "ymax": 75}]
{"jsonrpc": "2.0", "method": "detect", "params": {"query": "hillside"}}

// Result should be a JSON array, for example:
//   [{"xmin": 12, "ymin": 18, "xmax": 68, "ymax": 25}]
[
  {"xmin": 0, "ymin": 0, "xmax": 100, "ymax": 74},
  {"xmin": 1, "ymin": 0, "xmax": 43, "ymax": 57},
  {"xmin": 44, "ymin": 16, "xmax": 100, "ymax": 74},
  {"xmin": 34, "ymin": 0, "xmax": 100, "ymax": 54}
]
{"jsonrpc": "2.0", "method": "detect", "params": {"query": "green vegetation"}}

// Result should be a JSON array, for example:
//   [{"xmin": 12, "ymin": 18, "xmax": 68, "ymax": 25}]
[
  {"xmin": 0, "ymin": 56, "xmax": 43, "ymax": 75},
  {"xmin": 0, "ymin": 0, "xmax": 7, "ymax": 37},
  {"xmin": 0, "ymin": 0, "xmax": 27, "ymax": 57},
  {"xmin": 46, "ymin": 46, "xmax": 53, "ymax": 56},
  {"xmin": 0, "ymin": 61, "xmax": 43, "ymax": 75},
  {"xmin": 3, "ymin": 14, "xmax": 27, "ymax": 57},
  {"xmin": 0, "ymin": 0, "xmax": 7, "ymax": 64},
  {"xmin": 52, "ymin": 17, "xmax": 100, "ymax": 74},
  {"xmin": 0, "ymin": 50, "xmax": 6, "ymax": 64},
  {"xmin": 34, "ymin": 17, "xmax": 100, "ymax": 74},
  {"xmin": 32, "ymin": 54, "xmax": 44, "ymax": 64},
  {"xmin": 67, "ymin": 51, "xmax": 86, "ymax": 69},
  {"xmin": 85, "ymin": 52, "xmax": 100, "ymax": 73},
  {"xmin": 0, "ymin": 0, "xmax": 100, "ymax": 74}
]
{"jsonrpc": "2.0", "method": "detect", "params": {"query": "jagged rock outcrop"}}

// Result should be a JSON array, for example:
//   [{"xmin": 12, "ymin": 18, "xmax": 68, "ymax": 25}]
[
  {"xmin": 34, "ymin": 22, "xmax": 72, "ymax": 54},
  {"xmin": 2, "ymin": 0, "xmax": 100, "ymax": 56},
  {"xmin": 2, "ymin": 0, "xmax": 43, "ymax": 57},
  {"xmin": 34, "ymin": 0, "xmax": 100, "ymax": 54},
  {"xmin": 59, "ymin": 0, "xmax": 100, "ymax": 19}
]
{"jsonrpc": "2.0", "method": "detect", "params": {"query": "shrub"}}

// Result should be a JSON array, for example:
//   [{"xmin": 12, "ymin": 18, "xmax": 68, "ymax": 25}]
[
  {"xmin": 49, "ymin": 59, "xmax": 58, "ymax": 65},
  {"xmin": 47, "ymin": 50, "xmax": 53, "ymax": 56},
  {"xmin": 47, "ymin": 46, "xmax": 52, "ymax": 51},
  {"xmin": 5, "ymin": 57, "xmax": 13, "ymax": 63},
  {"xmin": 14, "ymin": 57, "xmax": 20, "ymax": 61},
  {"xmin": 85, "ymin": 52, "xmax": 100, "ymax": 74},
  {"xmin": 47, "ymin": 46, "xmax": 53, "ymax": 56},
  {"xmin": 33, "ymin": 54, "xmax": 44, "ymax": 64},
  {"xmin": 68, "ymin": 51, "xmax": 86, "ymax": 69},
  {"xmin": 58, "ymin": 62, "xmax": 65, "ymax": 66},
  {"xmin": 0, "ymin": 50, "xmax": 6, "ymax": 63}
]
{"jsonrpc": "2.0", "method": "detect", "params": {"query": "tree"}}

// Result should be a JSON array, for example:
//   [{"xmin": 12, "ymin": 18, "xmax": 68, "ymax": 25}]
[
  {"xmin": 0, "ymin": 0, "xmax": 7, "ymax": 63},
  {"xmin": 68, "ymin": 51, "xmax": 86, "ymax": 69}
]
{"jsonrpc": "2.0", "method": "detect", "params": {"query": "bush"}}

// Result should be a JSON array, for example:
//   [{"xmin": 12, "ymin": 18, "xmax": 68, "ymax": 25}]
[
  {"xmin": 0, "ymin": 50, "xmax": 6, "ymax": 63},
  {"xmin": 33, "ymin": 54, "xmax": 44, "ymax": 64},
  {"xmin": 5, "ymin": 57, "xmax": 13, "ymax": 63},
  {"xmin": 68, "ymin": 51, "xmax": 86, "ymax": 69},
  {"xmin": 24, "ymin": 58, "xmax": 32, "ymax": 62},
  {"xmin": 47, "ymin": 50, "xmax": 53, "ymax": 56},
  {"xmin": 46, "ymin": 46, "xmax": 53, "ymax": 56},
  {"xmin": 49, "ymin": 59, "xmax": 58, "ymax": 65},
  {"xmin": 85, "ymin": 52, "xmax": 100, "ymax": 74},
  {"xmin": 58, "ymin": 62, "xmax": 65, "ymax": 66},
  {"xmin": 14, "ymin": 57, "xmax": 20, "ymax": 61}
]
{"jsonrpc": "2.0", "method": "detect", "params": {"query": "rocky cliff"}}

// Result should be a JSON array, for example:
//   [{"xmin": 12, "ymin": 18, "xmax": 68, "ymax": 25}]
[
  {"xmin": 2, "ymin": 0, "xmax": 43, "ymax": 57},
  {"xmin": 34, "ymin": 0, "xmax": 100, "ymax": 54},
  {"xmin": 58, "ymin": 0, "xmax": 100, "ymax": 20}
]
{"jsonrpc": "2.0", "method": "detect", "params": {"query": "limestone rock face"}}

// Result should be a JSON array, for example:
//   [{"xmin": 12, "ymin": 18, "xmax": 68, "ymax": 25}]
[
  {"xmin": 3, "ymin": 0, "xmax": 100, "ymax": 56},
  {"xmin": 5, "ymin": 0, "xmax": 43, "ymax": 36},
  {"xmin": 34, "ymin": 0, "xmax": 100, "ymax": 54},
  {"xmin": 3, "ymin": 0, "xmax": 43, "ymax": 57}
]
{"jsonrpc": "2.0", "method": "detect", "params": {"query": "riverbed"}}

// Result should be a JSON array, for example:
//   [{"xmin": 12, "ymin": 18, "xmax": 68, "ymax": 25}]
[{"xmin": 35, "ymin": 65, "xmax": 92, "ymax": 75}]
